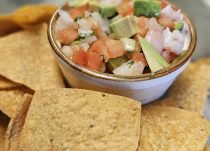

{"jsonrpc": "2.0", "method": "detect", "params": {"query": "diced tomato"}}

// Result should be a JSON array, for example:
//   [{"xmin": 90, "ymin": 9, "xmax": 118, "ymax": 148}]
[
  {"xmin": 69, "ymin": 6, "xmax": 87, "ymax": 20},
  {"xmin": 89, "ymin": 39, "xmax": 110, "ymax": 62},
  {"xmin": 158, "ymin": 16, "xmax": 175, "ymax": 30},
  {"xmin": 117, "ymin": 1, "xmax": 134, "ymax": 16},
  {"xmin": 161, "ymin": 50, "xmax": 178, "ymax": 63},
  {"xmin": 161, "ymin": 0, "xmax": 168, "ymax": 9},
  {"xmin": 56, "ymin": 28, "xmax": 79, "ymax": 45},
  {"xmin": 72, "ymin": 48, "xmax": 88, "ymax": 66},
  {"xmin": 135, "ymin": 17, "xmax": 149, "ymax": 37},
  {"xmin": 132, "ymin": 53, "xmax": 148, "ymax": 66},
  {"xmin": 87, "ymin": 50, "xmax": 103, "ymax": 71},
  {"xmin": 105, "ymin": 38, "xmax": 124, "ymax": 59}
]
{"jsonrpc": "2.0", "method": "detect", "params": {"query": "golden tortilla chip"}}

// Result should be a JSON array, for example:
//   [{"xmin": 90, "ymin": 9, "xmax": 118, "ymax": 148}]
[
  {"xmin": 0, "ymin": 90, "xmax": 25, "ymax": 118},
  {"xmin": 11, "ymin": 5, "xmax": 56, "ymax": 26},
  {"xmin": 0, "ymin": 16, "xmax": 22, "ymax": 37},
  {"xmin": 18, "ymin": 89, "xmax": 141, "ymax": 151},
  {"xmin": 0, "ymin": 112, "xmax": 10, "ymax": 151},
  {"xmin": 5, "ymin": 94, "xmax": 32, "ymax": 151},
  {"xmin": 0, "ymin": 5, "xmax": 56, "ymax": 37},
  {"xmin": 0, "ymin": 24, "xmax": 64, "ymax": 91},
  {"xmin": 0, "ymin": 76, "xmax": 19, "ymax": 89},
  {"xmin": 148, "ymin": 62, "xmax": 210, "ymax": 115},
  {"xmin": 204, "ymin": 145, "xmax": 210, "ymax": 151},
  {"xmin": 138, "ymin": 106, "xmax": 210, "ymax": 151}
]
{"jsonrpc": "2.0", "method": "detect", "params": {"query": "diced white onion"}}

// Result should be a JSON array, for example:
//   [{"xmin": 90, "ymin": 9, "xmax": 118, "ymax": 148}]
[
  {"xmin": 91, "ymin": 12, "xmax": 110, "ymax": 34},
  {"xmin": 113, "ymin": 61, "xmax": 145, "ymax": 76},
  {"xmin": 62, "ymin": 46, "xmax": 73, "ymax": 58},
  {"xmin": 81, "ymin": 36, "xmax": 98, "ymax": 44},
  {"xmin": 80, "ymin": 43, "xmax": 90, "ymax": 52},
  {"xmin": 77, "ymin": 18, "xmax": 91, "ymax": 30}
]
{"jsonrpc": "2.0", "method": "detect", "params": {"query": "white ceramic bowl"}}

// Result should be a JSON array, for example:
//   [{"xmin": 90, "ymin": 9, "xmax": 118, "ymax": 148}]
[{"xmin": 48, "ymin": 3, "xmax": 196, "ymax": 104}]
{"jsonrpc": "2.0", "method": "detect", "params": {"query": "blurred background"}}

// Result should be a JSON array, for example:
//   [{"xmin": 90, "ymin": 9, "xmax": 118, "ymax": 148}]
[{"xmin": 0, "ymin": 0, "xmax": 210, "ymax": 59}]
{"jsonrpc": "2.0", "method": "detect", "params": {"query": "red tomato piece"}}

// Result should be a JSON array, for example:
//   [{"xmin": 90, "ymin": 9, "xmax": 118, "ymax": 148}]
[
  {"xmin": 57, "ymin": 28, "xmax": 79, "ymax": 45},
  {"xmin": 158, "ymin": 16, "xmax": 175, "ymax": 30},
  {"xmin": 69, "ymin": 6, "xmax": 87, "ymax": 20},
  {"xmin": 105, "ymin": 38, "xmax": 124, "ymax": 59},
  {"xmin": 161, "ymin": 0, "xmax": 168, "ymax": 9},
  {"xmin": 87, "ymin": 50, "xmax": 103, "ymax": 71},
  {"xmin": 135, "ymin": 17, "xmax": 149, "ymax": 37},
  {"xmin": 117, "ymin": 1, "xmax": 134, "ymax": 16},
  {"xmin": 89, "ymin": 39, "xmax": 110, "ymax": 62},
  {"xmin": 132, "ymin": 52, "xmax": 148, "ymax": 66},
  {"xmin": 72, "ymin": 48, "xmax": 88, "ymax": 66}
]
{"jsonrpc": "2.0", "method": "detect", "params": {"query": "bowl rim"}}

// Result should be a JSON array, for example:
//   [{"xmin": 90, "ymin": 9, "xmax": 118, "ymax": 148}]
[{"xmin": 48, "ymin": 2, "xmax": 197, "ymax": 82}]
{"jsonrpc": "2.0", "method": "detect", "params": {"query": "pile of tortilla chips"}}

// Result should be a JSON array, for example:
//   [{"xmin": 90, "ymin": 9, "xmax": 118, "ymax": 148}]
[{"xmin": 0, "ymin": 4, "xmax": 210, "ymax": 151}]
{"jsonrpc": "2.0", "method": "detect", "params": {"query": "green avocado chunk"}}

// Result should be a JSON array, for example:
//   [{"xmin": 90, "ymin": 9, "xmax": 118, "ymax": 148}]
[
  {"xmin": 108, "ymin": 56, "xmax": 129, "ymax": 71},
  {"xmin": 89, "ymin": 1, "xmax": 117, "ymax": 18},
  {"xmin": 121, "ymin": 38, "xmax": 136, "ymax": 52},
  {"xmin": 110, "ymin": 16, "xmax": 140, "ymax": 39},
  {"xmin": 134, "ymin": 0, "xmax": 161, "ymax": 17},
  {"xmin": 69, "ymin": 0, "xmax": 89, "ymax": 7},
  {"xmin": 174, "ymin": 22, "xmax": 184, "ymax": 31},
  {"xmin": 137, "ymin": 35, "xmax": 169, "ymax": 73}
]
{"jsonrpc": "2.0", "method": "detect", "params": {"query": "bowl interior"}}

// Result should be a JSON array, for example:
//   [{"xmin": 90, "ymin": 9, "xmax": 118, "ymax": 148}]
[{"xmin": 48, "ymin": 2, "xmax": 197, "ymax": 82}]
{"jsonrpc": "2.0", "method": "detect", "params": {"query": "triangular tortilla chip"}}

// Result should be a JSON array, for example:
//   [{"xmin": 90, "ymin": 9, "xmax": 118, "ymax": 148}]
[
  {"xmin": 0, "ymin": 24, "xmax": 64, "ymax": 90},
  {"xmin": 148, "ymin": 61, "xmax": 210, "ymax": 114},
  {"xmin": 204, "ymin": 145, "xmax": 210, "ymax": 151},
  {"xmin": 0, "ymin": 112, "xmax": 10, "ymax": 151},
  {"xmin": 5, "ymin": 94, "xmax": 32, "ymax": 151},
  {"xmin": 0, "ymin": 76, "xmax": 19, "ymax": 90},
  {"xmin": 18, "ymin": 89, "xmax": 141, "ymax": 151},
  {"xmin": 0, "ymin": 90, "xmax": 25, "ymax": 118},
  {"xmin": 0, "ymin": 16, "xmax": 22, "ymax": 37},
  {"xmin": 11, "ymin": 5, "xmax": 56, "ymax": 26},
  {"xmin": 0, "ymin": 5, "xmax": 56, "ymax": 37},
  {"xmin": 138, "ymin": 106, "xmax": 210, "ymax": 151}
]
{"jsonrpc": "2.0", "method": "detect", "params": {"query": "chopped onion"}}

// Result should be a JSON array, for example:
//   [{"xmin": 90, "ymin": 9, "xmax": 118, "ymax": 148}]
[
  {"xmin": 113, "ymin": 61, "xmax": 145, "ymax": 76},
  {"xmin": 81, "ymin": 36, "xmax": 98, "ymax": 44},
  {"xmin": 62, "ymin": 46, "xmax": 73, "ymax": 58},
  {"xmin": 80, "ymin": 43, "xmax": 90, "ymax": 52},
  {"xmin": 91, "ymin": 12, "xmax": 111, "ymax": 34}
]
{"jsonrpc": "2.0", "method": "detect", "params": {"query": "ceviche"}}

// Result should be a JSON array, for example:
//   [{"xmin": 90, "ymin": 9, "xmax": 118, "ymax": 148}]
[{"xmin": 55, "ymin": 0, "xmax": 189, "ymax": 76}]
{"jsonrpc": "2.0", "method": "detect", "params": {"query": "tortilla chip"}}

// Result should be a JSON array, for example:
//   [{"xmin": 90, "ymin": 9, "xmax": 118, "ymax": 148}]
[
  {"xmin": 0, "ymin": 76, "xmax": 20, "ymax": 89},
  {"xmin": 138, "ymin": 106, "xmax": 210, "ymax": 151},
  {"xmin": 5, "ymin": 94, "xmax": 32, "ymax": 151},
  {"xmin": 18, "ymin": 89, "xmax": 141, "ymax": 151},
  {"xmin": 204, "ymin": 145, "xmax": 210, "ymax": 151},
  {"xmin": 0, "ymin": 5, "xmax": 56, "ymax": 37},
  {"xmin": 0, "ymin": 90, "xmax": 26, "ymax": 118},
  {"xmin": 0, "ymin": 24, "xmax": 64, "ymax": 91},
  {"xmin": 148, "ymin": 62, "xmax": 210, "ymax": 115},
  {"xmin": 0, "ymin": 16, "xmax": 22, "ymax": 37},
  {"xmin": 11, "ymin": 5, "xmax": 56, "ymax": 26},
  {"xmin": 0, "ymin": 112, "xmax": 10, "ymax": 151}
]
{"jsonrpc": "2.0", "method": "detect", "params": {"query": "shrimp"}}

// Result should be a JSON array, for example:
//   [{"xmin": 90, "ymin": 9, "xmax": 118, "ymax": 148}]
[
  {"xmin": 163, "ymin": 28, "xmax": 185, "ymax": 55},
  {"xmin": 161, "ymin": 5, "xmax": 184, "ymax": 22},
  {"xmin": 145, "ymin": 30, "xmax": 164, "ymax": 53}
]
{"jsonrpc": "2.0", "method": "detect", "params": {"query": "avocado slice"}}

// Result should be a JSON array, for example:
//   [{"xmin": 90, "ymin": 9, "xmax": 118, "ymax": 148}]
[
  {"xmin": 68, "ymin": 0, "xmax": 89, "ymax": 7},
  {"xmin": 174, "ymin": 22, "xmax": 184, "ymax": 31},
  {"xmin": 137, "ymin": 35, "xmax": 169, "ymax": 73},
  {"xmin": 121, "ymin": 38, "xmax": 136, "ymax": 52},
  {"xmin": 89, "ymin": 1, "xmax": 117, "ymax": 18},
  {"xmin": 110, "ymin": 16, "xmax": 140, "ymax": 39},
  {"xmin": 107, "ymin": 56, "xmax": 129, "ymax": 71},
  {"xmin": 134, "ymin": 0, "xmax": 161, "ymax": 17}
]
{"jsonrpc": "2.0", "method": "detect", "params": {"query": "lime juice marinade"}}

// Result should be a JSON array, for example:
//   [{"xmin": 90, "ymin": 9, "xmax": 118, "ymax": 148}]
[{"xmin": 55, "ymin": 0, "xmax": 189, "ymax": 76}]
